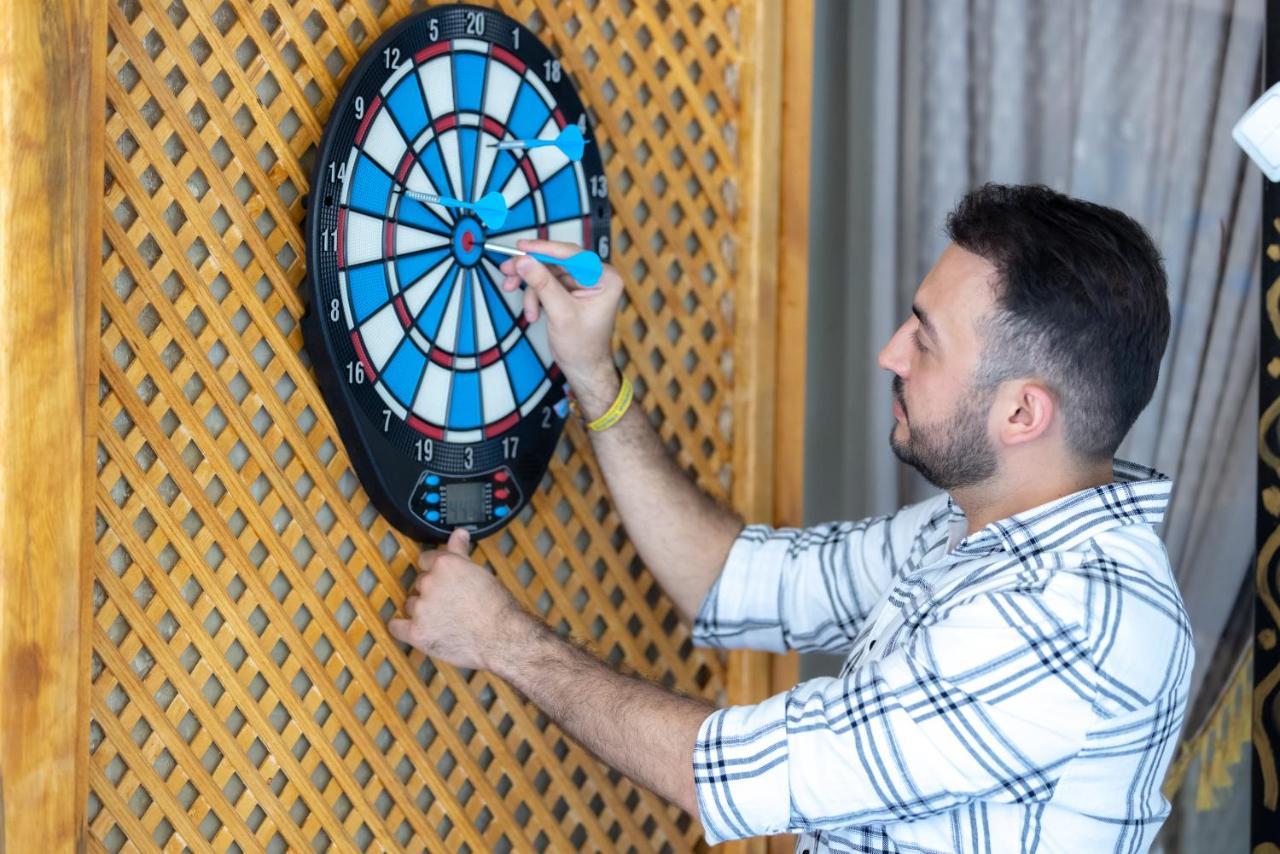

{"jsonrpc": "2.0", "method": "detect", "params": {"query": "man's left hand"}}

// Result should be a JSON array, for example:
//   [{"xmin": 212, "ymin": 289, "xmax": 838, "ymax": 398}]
[{"xmin": 388, "ymin": 528, "xmax": 531, "ymax": 671}]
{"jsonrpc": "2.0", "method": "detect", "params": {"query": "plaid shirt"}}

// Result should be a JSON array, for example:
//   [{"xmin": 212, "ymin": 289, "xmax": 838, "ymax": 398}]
[{"xmin": 691, "ymin": 461, "xmax": 1192, "ymax": 853}]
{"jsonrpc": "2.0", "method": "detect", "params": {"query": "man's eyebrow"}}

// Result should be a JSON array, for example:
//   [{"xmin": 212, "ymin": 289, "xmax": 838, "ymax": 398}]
[{"xmin": 912, "ymin": 304, "xmax": 939, "ymax": 343}]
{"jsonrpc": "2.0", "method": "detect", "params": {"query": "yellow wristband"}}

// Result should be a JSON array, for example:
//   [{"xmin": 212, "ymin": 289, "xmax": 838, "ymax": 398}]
[{"xmin": 585, "ymin": 375, "xmax": 634, "ymax": 432}]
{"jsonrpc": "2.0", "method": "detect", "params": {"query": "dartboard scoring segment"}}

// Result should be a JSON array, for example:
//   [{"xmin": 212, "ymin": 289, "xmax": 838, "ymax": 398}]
[{"xmin": 303, "ymin": 5, "xmax": 611, "ymax": 542}]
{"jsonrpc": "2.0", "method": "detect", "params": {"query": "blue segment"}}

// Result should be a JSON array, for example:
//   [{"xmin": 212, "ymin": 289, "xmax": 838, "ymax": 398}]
[
  {"xmin": 505, "ymin": 338, "xmax": 545, "ymax": 404},
  {"xmin": 416, "ymin": 266, "xmax": 459, "ymax": 339},
  {"xmin": 494, "ymin": 506, "xmax": 509, "ymax": 518},
  {"xmin": 397, "ymin": 197, "xmax": 451, "ymax": 234},
  {"xmin": 477, "ymin": 267, "xmax": 514, "ymax": 339},
  {"xmin": 381, "ymin": 339, "xmax": 427, "ymax": 407},
  {"xmin": 426, "ymin": 475, "xmax": 440, "ymax": 486},
  {"xmin": 456, "ymin": 273, "xmax": 477, "ymax": 355},
  {"xmin": 447, "ymin": 370, "xmax": 482, "ymax": 429},
  {"xmin": 420, "ymin": 140, "xmax": 452, "ymax": 199},
  {"xmin": 541, "ymin": 167, "xmax": 582, "ymax": 222},
  {"xmin": 346, "ymin": 263, "xmax": 390, "ymax": 324},
  {"xmin": 386, "ymin": 73, "xmax": 428, "ymax": 141},
  {"xmin": 503, "ymin": 197, "xmax": 536, "ymax": 233},
  {"xmin": 508, "ymin": 83, "xmax": 550, "ymax": 141},
  {"xmin": 395, "ymin": 247, "xmax": 450, "ymax": 290},
  {"xmin": 426, "ymin": 509, "xmax": 440, "ymax": 522},
  {"xmin": 458, "ymin": 127, "xmax": 478, "ymax": 202},
  {"xmin": 426, "ymin": 492, "xmax": 440, "ymax": 505},
  {"xmin": 349, "ymin": 154, "xmax": 393, "ymax": 216},
  {"xmin": 454, "ymin": 53, "xmax": 487, "ymax": 113},
  {"xmin": 483, "ymin": 150, "xmax": 518, "ymax": 197}
]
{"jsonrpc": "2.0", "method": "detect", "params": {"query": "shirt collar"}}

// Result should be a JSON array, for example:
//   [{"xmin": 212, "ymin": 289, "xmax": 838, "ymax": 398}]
[{"xmin": 947, "ymin": 459, "xmax": 1172, "ymax": 559}]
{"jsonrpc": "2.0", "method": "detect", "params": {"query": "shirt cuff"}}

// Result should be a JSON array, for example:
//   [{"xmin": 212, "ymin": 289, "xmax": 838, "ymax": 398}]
[
  {"xmin": 692, "ymin": 525, "xmax": 788, "ymax": 652},
  {"xmin": 692, "ymin": 693, "xmax": 791, "ymax": 845}
]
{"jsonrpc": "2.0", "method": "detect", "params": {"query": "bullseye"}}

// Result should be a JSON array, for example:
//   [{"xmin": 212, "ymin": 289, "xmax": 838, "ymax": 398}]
[{"xmin": 451, "ymin": 217, "xmax": 485, "ymax": 266}]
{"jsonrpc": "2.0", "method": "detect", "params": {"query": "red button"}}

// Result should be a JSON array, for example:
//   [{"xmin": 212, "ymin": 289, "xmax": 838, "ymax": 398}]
[
  {"xmin": 494, "ymin": 488, "xmax": 510, "ymax": 500},
  {"xmin": 493, "ymin": 470, "xmax": 509, "ymax": 483}
]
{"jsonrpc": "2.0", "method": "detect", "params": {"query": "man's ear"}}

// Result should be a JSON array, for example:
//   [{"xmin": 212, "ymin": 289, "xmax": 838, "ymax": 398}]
[{"xmin": 996, "ymin": 380, "xmax": 1056, "ymax": 447}]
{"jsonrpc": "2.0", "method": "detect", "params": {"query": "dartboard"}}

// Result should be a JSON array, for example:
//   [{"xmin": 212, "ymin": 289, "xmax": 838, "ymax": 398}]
[{"xmin": 302, "ymin": 4, "xmax": 611, "ymax": 542}]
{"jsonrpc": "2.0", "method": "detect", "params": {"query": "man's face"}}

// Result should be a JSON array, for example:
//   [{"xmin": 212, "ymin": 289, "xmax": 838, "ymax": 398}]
[{"xmin": 877, "ymin": 244, "xmax": 1001, "ymax": 490}]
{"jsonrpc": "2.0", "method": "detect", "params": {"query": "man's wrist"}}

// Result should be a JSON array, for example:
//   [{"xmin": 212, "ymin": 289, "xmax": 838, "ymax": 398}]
[
  {"xmin": 566, "ymin": 363, "xmax": 622, "ymax": 422},
  {"xmin": 485, "ymin": 606, "xmax": 550, "ymax": 679}
]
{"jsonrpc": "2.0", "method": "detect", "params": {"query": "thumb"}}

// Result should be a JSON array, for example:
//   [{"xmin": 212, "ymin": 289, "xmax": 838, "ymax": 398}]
[
  {"xmin": 388, "ymin": 617, "xmax": 414, "ymax": 645},
  {"xmin": 446, "ymin": 526, "xmax": 471, "ymax": 556},
  {"xmin": 516, "ymin": 256, "xmax": 575, "ymax": 318}
]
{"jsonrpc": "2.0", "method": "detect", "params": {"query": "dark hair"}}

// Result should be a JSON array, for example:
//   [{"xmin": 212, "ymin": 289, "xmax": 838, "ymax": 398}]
[{"xmin": 945, "ymin": 183, "xmax": 1170, "ymax": 460}]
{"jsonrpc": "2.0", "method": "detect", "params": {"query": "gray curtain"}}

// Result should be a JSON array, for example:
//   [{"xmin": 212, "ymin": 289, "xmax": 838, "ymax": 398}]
[{"xmin": 806, "ymin": 0, "xmax": 1261, "ymax": 724}]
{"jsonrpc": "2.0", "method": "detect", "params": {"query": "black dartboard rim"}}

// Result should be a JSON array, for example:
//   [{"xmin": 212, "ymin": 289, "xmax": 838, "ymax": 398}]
[{"xmin": 302, "ymin": 4, "xmax": 611, "ymax": 542}]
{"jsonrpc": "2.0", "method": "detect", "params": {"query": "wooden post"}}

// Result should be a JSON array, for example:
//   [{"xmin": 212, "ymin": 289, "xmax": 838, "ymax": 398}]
[{"xmin": 0, "ymin": 1, "xmax": 106, "ymax": 851}]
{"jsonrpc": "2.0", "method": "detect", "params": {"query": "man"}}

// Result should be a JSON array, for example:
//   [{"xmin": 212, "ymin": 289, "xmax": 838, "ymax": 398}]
[{"xmin": 388, "ymin": 183, "xmax": 1192, "ymax": 852}]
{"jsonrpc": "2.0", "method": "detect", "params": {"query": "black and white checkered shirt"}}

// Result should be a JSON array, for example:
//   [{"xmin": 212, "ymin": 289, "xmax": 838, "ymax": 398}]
[{"xmin": 691, "ymin": 461, "xmax": 1192, "ymax": 853}]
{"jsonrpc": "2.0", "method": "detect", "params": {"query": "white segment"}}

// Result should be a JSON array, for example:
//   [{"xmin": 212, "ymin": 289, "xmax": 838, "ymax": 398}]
[
  {"xmin": 500, "ymin": 166, "xmax": 531, "ymax": 209},
  {"xmin": 483, "ymin": 62, "xmax": 522, "ymax": 125},
  {"xmin": 445, "ymin": 428, "xmax": 483, "ymax": 443},
  {"xmin": 413, "ymin": 360, "xmax": 450, "ymax": 425},
  {"xmin": 363, "ymin": 110, "xmax": 409, "ymax": 176},
  {"xmin": 547, "ymin": 219, "xmax": 583, "ymax": 244},
  {"xmin": 432, "ymin": 272, "xmax": 466, "ymax": 350},
  {"xmin": 395, "ymin": 224, "xmax": 448, "ymax": 255},
  {"xmin": 408, "ymin": 326, "xmax": 432, "ymax": 353},
  {"xmin": 337, "ymin": 270, "xmax": 355, "ymax": 329},
  {"xmin": 573, "ymin": 160, "xmax": 589, "ymax": 209},
  {"xmin": 452, "ymin": 356, "xmax": 477, "ymax": 370},
  {"xmin": 402, "ymin": 258, "xmax": 453, "ymax": 316},
  {"xmin": 344, "ymin": 211, "xmax": 385, "ymax": 267},
  {"xmin": 499, "ymin": 326, "xmax": 521, "ymax": 353},
  {"xmin": 525, "ymin": 71, "xmax": 555, "ymax": 109},
  {"xmin": 520, "ymin": 378, "xmax": 552, "ymax": 416},
  {"xmin": 419, "ymin": 56, "xmax": 454, "ymax": 120},
  {"xmin": 437, "ymin": 129, "xmax": 465, "ymax": 199},
  {"xmin": 381, "ymin": 60, "xmax": 415, "ymax": 94},
  {"xmin": 479, "ymin": 360, "xmax": 517, "ymax": 421},
  {"xmin": 474, "ymin": 130, "xmax": 500, "ymax": 201},
  {"xmin": 471, "ymin": 271, "xmax": 497, "ymax": 351},
  {"xmin": 360, "ymin": 302, "xmax": 405, "ymax": 371},
  {"xmin": 524, "ymin": 313, "xmax": 554, "ymax": 368},
  {"xmin": 372, "ymin": 383, "xmax": 408, "ymax": 419},
  {"xmin": 340, "ymin": 146, "xmax": 360, "ymax": 208},
  {"xmin": 453, "ymin": 38, "xmax": 489, "ymax": 54},
  {"xmin": 528, "ymin": 118, "xmax": 570, "ymax": 181}
]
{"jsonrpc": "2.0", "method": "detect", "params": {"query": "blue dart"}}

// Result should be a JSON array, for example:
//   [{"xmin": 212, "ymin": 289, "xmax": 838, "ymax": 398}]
[
  {"xmin": 484, "ymin": 241, "xmax": 603, "ymax": 287},
  {"xmin": 490, "ymin": 125, "xmax": 586, "ymax": 161},
  {"xmin": 399, "ymin": 188, "xmax": 509, "ymax": 230}
]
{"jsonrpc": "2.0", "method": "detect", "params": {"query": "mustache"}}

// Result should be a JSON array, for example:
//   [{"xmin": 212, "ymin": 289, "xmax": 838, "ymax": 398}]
[{"xmin": 892, "ymin": 376, "xmax": 907, "ymax": 414}]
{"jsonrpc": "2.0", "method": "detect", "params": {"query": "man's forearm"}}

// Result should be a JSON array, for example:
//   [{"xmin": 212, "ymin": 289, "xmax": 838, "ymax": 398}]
[
  {"xmin": 568, "ymin": 363, "xmax": 744, "ymax": 622},
  {"xmin": 492, "ymin": 614, "xmax": 713, "ymax": 815}
]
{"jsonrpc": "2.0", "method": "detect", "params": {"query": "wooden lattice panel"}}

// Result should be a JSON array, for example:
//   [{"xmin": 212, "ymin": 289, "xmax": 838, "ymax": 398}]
[{"xmin": 89, "ymin": 0, "xmax": 753, "ymax": 850}]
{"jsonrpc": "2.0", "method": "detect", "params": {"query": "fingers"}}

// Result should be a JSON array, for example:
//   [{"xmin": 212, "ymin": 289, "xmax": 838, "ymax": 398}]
[
  {"xmin": 388, "ymin": 617, "xmax": 414, "ymax": 644},
  {"xmin": 446, "ymin": 527, "xmax": 471, "ymax": 556},
  {"xmin": 515, "ymin": 238, "xmax": 578, "ymax": 259}
]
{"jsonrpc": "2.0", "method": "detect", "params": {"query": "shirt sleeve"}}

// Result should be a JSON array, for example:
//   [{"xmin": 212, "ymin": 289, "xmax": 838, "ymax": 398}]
[
  {"xmin": 691, "ymin": 494, "xmax": 950, "ymax": 655},
  {"xmin": 691, "ymin": 589, "xmax": 1100, "ymax": 845}
]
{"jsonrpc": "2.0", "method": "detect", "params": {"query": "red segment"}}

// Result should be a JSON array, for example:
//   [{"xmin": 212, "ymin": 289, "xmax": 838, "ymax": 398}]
[
  {"xmin": 428, "ymin": 347, "xmax": 454, "ymax": 368},
  {"xmin": 396, "ymin": 150, "xmax": 415, "ymax": 183},
  {"xmin": 350, "ymin": 331, "xmax": 377, "ymax": 382},
  {"xmin": 393, "ymin": 296, "xmax": 411, "ymax": 328},
  {"xmin": 354, "ymin": 95, "xmax": 381, "ymax": 144},
  {"xmin": 484, "ymin": 412, "xmax": 520, "ymax": 439},
  {"xmin": 336, "ymin": 207, "xmax": 348, "ymax": 268},
  {"xmin": 494, "ymin": 488, "xmax": 510, "ymax": 500},
  {"xmin": 553, "ymin": 108, "xmax": 566, "ymax": 128},
  {"xmin": 537, "ymin": 225, "xmax": 548, "ymax": 240},
  {"xmin": 461, "ymin": 231, "xmax": 475, "ymax": 252},
  {"xmin": 516, "ymin": 314, "xmax": 530, "ymax": 331},
  {"xmin": 519, "ymin": 156, "xmax": 539, "ymax": 191},
  {"xmin": 549, "ymin": 363, "xmax": 562, "ymax": 380},
  {"xmin": 582, "ymin": 217, "xmax": 592, "ymax": 246},
  {"xmin": 415, "ymin": 41, "xmax": 450, "ymax": 63},
  {"xmin": 408, "ymin": 414, "xmax": 445, "ymax": 439},
  {"xmin": 477, "ymin": 347, "xmax": 502, "ymax": 367},
  {"xmin": 493, "ymin": 470, "xmax": 510, "ymax": 483},
  {"xmin": 482, "ymin": 116, "xmax": 506, "ymax": 138},
  {"xmin": 491, "ymin": 45, "xmax": 525, "ymax": 73},
  {"xmin": 433, "ymin": 114, "xmax": 458, "ymax": 132},
  {"xmin": 384, "ymin": 220, "xmax": 396, "ymax": 257}
]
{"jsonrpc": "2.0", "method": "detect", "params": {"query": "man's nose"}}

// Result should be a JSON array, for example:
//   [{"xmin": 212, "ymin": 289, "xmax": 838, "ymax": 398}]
[{"xmin": 877, "ymin": 324, "xmax": 911, "ymax": 377}]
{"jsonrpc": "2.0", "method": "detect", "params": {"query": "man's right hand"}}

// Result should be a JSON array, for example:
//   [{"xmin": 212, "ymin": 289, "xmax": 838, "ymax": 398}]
[{"xmin": 499, "ymin": 239, "xmax": 624, "ymax": 412}]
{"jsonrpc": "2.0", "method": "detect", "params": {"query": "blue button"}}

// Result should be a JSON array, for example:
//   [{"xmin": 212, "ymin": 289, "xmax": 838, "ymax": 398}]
[
  {"xmin": 494, "ymin": 506, "xmax": 510, "ymax": 518},
  {"xmin": 426, "ymin": 475, "xmax": 440, "ymax": 486},
  {"xmin": 426, "ymin": 510, "xmax": 440, "ymax": 522},
  {"xmin": 426, "ymin": 492, "xmax": 440, "ymax": 505}
]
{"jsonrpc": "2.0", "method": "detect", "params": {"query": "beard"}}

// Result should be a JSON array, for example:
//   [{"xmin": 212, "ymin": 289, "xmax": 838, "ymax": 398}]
[{"xmin": 889, "ymin": 375, "xmax": 998, "ymax": 491}]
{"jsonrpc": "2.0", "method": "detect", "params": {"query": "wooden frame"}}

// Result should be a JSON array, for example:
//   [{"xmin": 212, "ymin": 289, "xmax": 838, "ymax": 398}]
[{"xmin": 0, "ymin": 0, "xmax": 813, "ymax": 850}]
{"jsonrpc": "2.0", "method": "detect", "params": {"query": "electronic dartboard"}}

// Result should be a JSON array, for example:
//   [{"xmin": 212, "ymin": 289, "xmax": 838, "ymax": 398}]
[{"xmin": 302, "ymin": 4, "xmax": 611, "ymax": 542}]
